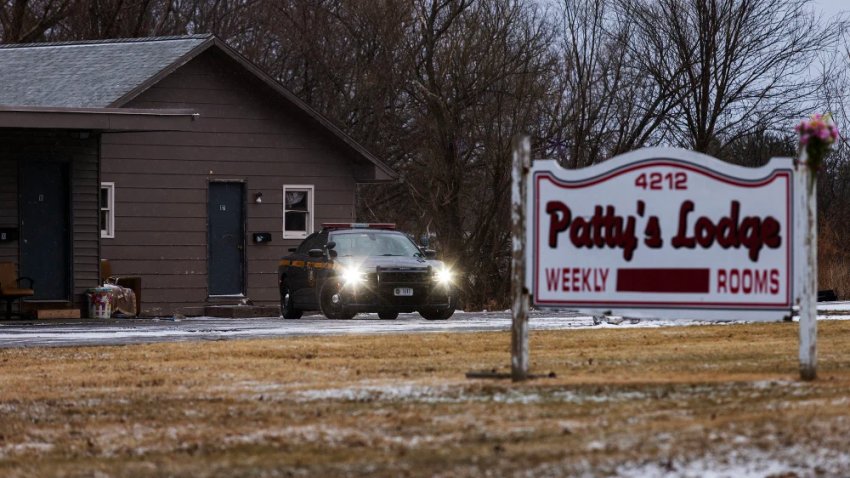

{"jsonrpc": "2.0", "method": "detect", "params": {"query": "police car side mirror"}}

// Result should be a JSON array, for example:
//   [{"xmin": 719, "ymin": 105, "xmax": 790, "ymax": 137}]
[
  {"xmin": 424, "ymin": 249, "xmax": 437, "ymax": 260},
  {"xmin": 308, "ymin": 249, "xmax": 324, "ymax": 258},
  {"xmin": 325, "ymin": 241, "xmax": 337, "ymax": 258}
]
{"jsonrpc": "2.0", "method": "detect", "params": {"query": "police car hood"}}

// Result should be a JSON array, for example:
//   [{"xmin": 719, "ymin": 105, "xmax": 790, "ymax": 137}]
[{"xmin": 335, "ymin": 256, "xmax": 445, "ymax": 271}]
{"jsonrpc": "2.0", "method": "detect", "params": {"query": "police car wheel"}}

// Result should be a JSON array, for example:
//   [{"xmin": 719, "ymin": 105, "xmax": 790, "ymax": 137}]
[
  {"xmin": 378, "ymin": 311, "xmax": 399, "ymax": 320},
  {"xmin": 419, "ymin": 307, "xmax": 454, "ymax": 321},
  {"xmin": 319, "ymin": 282, "xmax": 355, "ymax": 320},
  {"xmin": 280, "ymin": 284, "xmax": 302, "ymax": 320}
]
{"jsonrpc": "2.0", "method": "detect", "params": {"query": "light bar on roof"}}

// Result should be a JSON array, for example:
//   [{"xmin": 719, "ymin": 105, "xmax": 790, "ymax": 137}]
[{"xmin": 322, "ymin": 223, "xmax": 396, "ymax": 230}]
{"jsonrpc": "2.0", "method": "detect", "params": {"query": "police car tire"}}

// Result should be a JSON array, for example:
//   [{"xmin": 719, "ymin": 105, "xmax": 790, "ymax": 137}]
[
  {"xmin": 319, "ymin": 282, "xmax": 356, "ymax": 320},
  {"xmin": 378, "ymin": 312, "xmax": 399, "ymax": 320},
  {"xmin": 419, "ymin": 307, "xmax": 454, "ymax": 321},
  {"xmin": 281, "ymin": 285, "xmax": 302, "ymax": 320}
]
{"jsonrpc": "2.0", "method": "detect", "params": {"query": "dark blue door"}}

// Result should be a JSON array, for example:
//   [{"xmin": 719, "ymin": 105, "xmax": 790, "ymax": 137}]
[
  {"xmin": 20, "ymin": 161, "xmax": 70, "ymax": 300},
  {"xmin": 208, "ymin": 182, "xmax": 245, "ymax": 296}
]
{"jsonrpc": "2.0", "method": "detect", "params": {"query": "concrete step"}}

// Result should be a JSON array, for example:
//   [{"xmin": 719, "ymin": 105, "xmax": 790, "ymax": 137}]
[
  {"xmin": 203, "ymin": 305, "xmax": 280, "ymax": 318},
  {"xmin": 19, "ymin": 302, "xmax": 81, "ymax": 319},
  {"xmin": 36, "ymin": 309, "xmax": 81, "ymax": 319}
]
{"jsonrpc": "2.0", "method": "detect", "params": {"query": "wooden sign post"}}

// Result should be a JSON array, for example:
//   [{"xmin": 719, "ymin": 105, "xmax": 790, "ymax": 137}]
[
  {"xmin": 511, "ymin": 135, "xmax": 531, "ymax": 382},
  {"xmin": 797, "ymin": 151, "xmax": 817, "ymax": 381}
]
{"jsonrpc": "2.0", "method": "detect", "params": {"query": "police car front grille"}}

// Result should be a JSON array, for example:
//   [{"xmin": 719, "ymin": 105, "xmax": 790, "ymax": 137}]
[{"xmin": 375, "ymin": 270, "xmax": 431, "ymax": 284}]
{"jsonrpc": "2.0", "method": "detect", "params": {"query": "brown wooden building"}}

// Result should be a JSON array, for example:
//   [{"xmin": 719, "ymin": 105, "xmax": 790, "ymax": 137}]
[{"xmin": 0, "ymin": 35, "xmax": 395, "ymax": 317}]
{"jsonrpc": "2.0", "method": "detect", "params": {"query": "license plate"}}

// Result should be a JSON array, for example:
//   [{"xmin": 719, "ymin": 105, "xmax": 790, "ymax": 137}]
[{"xmin": 394, "ymin": 287, "xmax": 414, "ymax": 296}]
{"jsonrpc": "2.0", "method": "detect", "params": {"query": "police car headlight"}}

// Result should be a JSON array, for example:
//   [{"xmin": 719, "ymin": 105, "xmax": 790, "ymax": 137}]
[
  {"xmin": 435, "ymin": 268, "xmax": 454, "ymax": 285},
  {"xmin": 341, "ymin": 266, "xmax": 366, "ymax": 286}
]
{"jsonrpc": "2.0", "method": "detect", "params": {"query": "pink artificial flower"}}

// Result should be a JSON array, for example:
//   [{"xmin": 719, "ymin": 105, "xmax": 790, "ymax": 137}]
[{"xmin": 796, "ymin": 112, "xmax": 839, "ymax": 150}]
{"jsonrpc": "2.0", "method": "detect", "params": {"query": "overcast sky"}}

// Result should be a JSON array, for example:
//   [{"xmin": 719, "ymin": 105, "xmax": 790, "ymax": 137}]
[{"xmin": 813, "ymin": 0, "xmax": 848, "ymax": 19}]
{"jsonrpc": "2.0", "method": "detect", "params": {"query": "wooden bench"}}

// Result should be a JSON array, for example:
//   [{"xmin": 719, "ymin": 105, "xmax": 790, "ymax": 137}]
[{"xmin": 0, "ymin": 262, "xmax": 34, "ymax": 320}]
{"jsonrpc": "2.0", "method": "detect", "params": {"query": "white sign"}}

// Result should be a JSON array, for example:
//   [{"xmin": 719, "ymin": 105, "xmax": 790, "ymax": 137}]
[{"xmin": 526, "ymin": 148, "xmax": 798, "ymax": 320}]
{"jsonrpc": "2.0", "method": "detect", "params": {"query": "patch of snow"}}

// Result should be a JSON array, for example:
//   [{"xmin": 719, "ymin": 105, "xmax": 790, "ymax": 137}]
[
  {"xmin": 295, "ymin": 382, "xmax": 552, "ymax": 404},
  {"xmin": 586, "ymin": 440, "xmax": 606, "ymax": 452},
  {"xmin": 818, "ymin": 301, "xmax": 850, "ymax": 311},
  {"xmin": 291, "ymin": 379, "xmax": 813, "ymax": 408},
  {"xmin": 0, "ymin": 442, "xmax": 55, "ymax": 458},
  {"xmin": 217, "ymin": 380, "xmax": 287, "ymax": 394},
  {"xmin": 615, "ymin": 445, "xmax": 850, "ymax": 478},
  {"xmin": 489, "ymin": 390, "xmax": 543, "ymax": 404},
  {"xmin": 295, "ymin": 383, "xmax": 457, "ymax": 403},
  {"xmin": 821, "ymin": 314, "xmax": 850, "ymax": 320},
  {"xmin": 294, "ymin": 382, "xmax": 658, "ymax": 406},
  {"xmin": 553, "ymin": 389, "xmax": 648, "ymax": 403},
  {"xmin": 1, "ymin": 311, "xmax": 847, "ymax": 348},
  {"xmin": 750, "ymin": 379, "xmax": 799, "ymax": 390},
  {"xmin": 221, "ymin": 424, "xmax": 461, "ymax": 449}
]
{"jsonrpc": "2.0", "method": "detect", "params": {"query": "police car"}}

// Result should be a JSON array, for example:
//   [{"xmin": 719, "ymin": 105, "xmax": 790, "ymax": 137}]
[{"xmin": 278, "ymin": 223, "xmax": 457, "ymax": 320}]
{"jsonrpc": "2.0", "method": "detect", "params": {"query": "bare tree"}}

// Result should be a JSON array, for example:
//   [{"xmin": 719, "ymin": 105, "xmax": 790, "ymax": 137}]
[
  {"xmin": 390, "ymin": 0, "xmax": 556, "ymax": 307},
  {"xmin": 0, "ymin": 0, "xmax": 76, "ymax": 42},
  {"xmin": 544, "ymin": 0, "xmax": 678, "ymax": 168},
  {"xmin": 624, "ymin": 0, "xmax": 831, "ymax": 156},
  {"xmin": 814, "ymin": 23, "xmax": 850, "ymax": 226},
  {"xmin": 57, "ymin": 0, "xmax": 187, "ymax": 39}
]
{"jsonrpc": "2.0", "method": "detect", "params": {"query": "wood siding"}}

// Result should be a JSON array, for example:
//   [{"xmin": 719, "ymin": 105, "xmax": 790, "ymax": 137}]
[
  {"xmin": 101, "ymin": 49, "xmax": 359, "ymax": 315},
  {"xmin": 0, "ymin": 130, "xmax": 100, "ymax": 307}
]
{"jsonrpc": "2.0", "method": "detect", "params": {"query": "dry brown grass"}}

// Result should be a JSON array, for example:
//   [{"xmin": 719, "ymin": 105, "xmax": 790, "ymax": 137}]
[
  {"xmin": 819, "ymin": 221, "xmax": 850, "ymax": 299},
  {"xmin": 1, "ymin": 322, "xmax": 850, "ymax": 477}
]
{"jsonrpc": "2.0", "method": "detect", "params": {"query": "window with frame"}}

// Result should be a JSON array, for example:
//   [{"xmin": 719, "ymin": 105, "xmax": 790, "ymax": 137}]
[
  {"xmin": 283, "ymin": 185, "xmax": 314, "ymax": 239},
  {"xmin": 100, "ymin": 182, "xmax": 115, "ymax": 239}
]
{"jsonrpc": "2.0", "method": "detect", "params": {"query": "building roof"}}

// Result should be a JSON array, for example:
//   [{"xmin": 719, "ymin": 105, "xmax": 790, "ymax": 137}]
[
  {"xmin": 0, "ymin": 35, "xmax": 210, "ymax": 108},
  {"xmin": 0, "ymin": 34, "xmax": 397, "ymax": 181},
  {"xmin": 0, "ymin": 106, "xmax": 199, "ymax": 131}
]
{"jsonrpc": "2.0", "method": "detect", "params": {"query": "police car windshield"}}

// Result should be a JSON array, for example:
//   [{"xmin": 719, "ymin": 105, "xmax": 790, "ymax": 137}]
[{"xmin": 331, "ymin": 231, "xmax": 422, "ymax": 257}]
